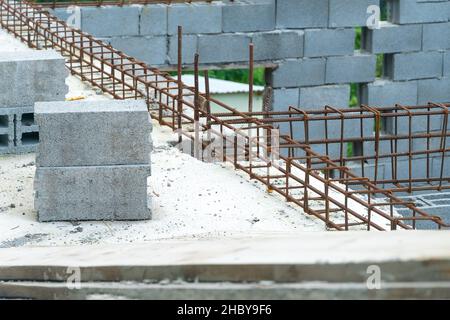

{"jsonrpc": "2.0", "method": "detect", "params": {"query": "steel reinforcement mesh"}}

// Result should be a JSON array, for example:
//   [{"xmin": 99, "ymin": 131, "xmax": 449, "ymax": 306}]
[{"xmin": 1, "ymin": 0, "xmax": 448, "ymax": 231}]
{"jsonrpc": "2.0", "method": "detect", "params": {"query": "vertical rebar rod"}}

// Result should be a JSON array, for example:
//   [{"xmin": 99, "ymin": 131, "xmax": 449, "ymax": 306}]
[
  {"xmin": 248, "ymin": 42, "xmax": 254, "ymax": 114},
  {"xmin": 177, "ymin": 25, "xmax": 183, "ymax": 144},
  {"xmin": 194, "ymin": 53, "xmax": 200, "ymax": 160}
]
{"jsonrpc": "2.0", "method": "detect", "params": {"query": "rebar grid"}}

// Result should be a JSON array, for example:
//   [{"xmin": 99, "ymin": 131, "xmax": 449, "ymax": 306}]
[
  {"xmin": 1, "ymin": 0, "xmax": 448, "ymax": 231},
  {"xmin": 214, "ymin": 104, "xmax": 450, "ymax": 194},
  {"xmin": 29, "ymin": 0, "xmax": 218, "ymax": 9}
]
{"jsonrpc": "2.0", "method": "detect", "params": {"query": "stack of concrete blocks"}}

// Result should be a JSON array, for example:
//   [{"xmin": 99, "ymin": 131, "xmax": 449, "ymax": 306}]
[
  {"xmin": 0, "ymin": 50, "xmax": 68, "ymax": 154},
  {"xmin": 34, "ymin": 100, "xmax": 152, "ymax": 222}
]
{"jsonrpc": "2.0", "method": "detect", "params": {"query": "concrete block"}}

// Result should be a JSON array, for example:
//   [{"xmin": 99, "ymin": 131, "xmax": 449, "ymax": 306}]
[
  {"xmin": 14, "ymin": 106, "xmax": 39, "ymax": 153},
  {"xmin": 198, "ymin": 34, "xmax": 250, "ymax": 64},
  {"xmin": 0, "ymin": 108, "xmax": 15, "ymax": 154},
  {"xmin": 381, "ymin": 104, "xmax": 446, "ymax": 136},
  {"xmin": 329, "ymin": 0, "xmax": 380, "ymax": 28},
  {"xmin": 50, "ymin": 7, "xmax": 72, "ymax": 23},
  {"xmin": 285, "ymin": 115, "xmax": 372, "ymax": 144},
  {"xmin": 276, "ymin": 0, "xmax": 329, "ymax": 29},
  {"xmin": 140, "ymin": 4, "xmax": 168, "ymax": 36},
  {"xmin": 325, "ymin": 54, "xmax": 376, "ymax": 84},
  {"xmin": 277, "ymin": 120, "xmax": 343, "ymax": 160},
  {"xmin": 252, "ymin": 31, "xmax": 303, "ymax": 61},
  {"xmin": 269, "ymin": 58, "xmax": 326, "ymax": 88},
  {"xmin": 35, "ymin": 164, "xmax": 151, "ymax": 222},
  {"xmin": 445, "ymin": 51, "xmax": 450, "ymax": 76},
  {"xmin": 81, "ymin": 6, "xmax": 140, "ymax": 37},
  {"xmin": 418, "ymin": 77, "xmax": 450, "ymax": 104},
  {"xmin": 222, "ymin": 1, "xmax": 275, "ymax": 32},
  {"xmin": 110, "ymin": 36, "xmax": 167, "ymax": 66},
  {"xmin": 35, "ymin": 100, "xmax": 152, "ymax": 167},
  {"xmin": 304, "ymin": 28, "xmax": 355, "ymax": 58},
  {"xmin": 384, "ymin": 117, "xmax": 445, "ymax": 140},
  {"xmin": 423, "ymin": 22, "xmax": 450, "ymax": 50},
  {"xmin": 388, "ymin": 0, "xmax": 449, "ymax": 24},
  {"xmin": 431, "ymin": 157, "xmax": 450, "ymax": 179},
  {"xmin": 272, "ymin": 88, "xmax": 300, "ymax": 111},
  {"xmin": 346, "ymin": 161, "xmax": 386, "ymax": 183},
  {"xmin": 362, "ymin": 22, "xmax": 422, "ymax": 54},
  {"xmin": 299, "ymin": 85, "xmax": 350, "ymax": 109},
  {"xmin": 167, "ymin": 2, "xmax": 222, "ymax": 35},
  {"xmin": 411, "ymin": 131, "xmax": 450, "ymax": 157},
  {"xmin": 354, "ymin": 137, "xmax": 409, "ymax": 163},
  {"xmin": 385, "ymin": 51, "xmax": 443, "ymax": 81},
  {"xmin": 383, "ymin": 157, "xmax": 429, "ymax": 181},
  {"xmin": 0, "ymin": 51, "xmax": 68, "ymax": 108},
  {"xmin": 307, "ymin": 143, "xmax": 343, "ymax": 160},
  {"xmin": 168, "ymin": 34, "xmax": 197, "ymax": 65},
  {"xmin": 360, "ymin": 80, "xmax": 418, "ymax": 106}
]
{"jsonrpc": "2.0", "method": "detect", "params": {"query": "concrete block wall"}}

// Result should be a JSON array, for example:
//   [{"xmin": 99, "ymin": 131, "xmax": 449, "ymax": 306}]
[
  {"xmin": 34, "ymin": 100, "xmax": 152, "ymax": 222},
  {"xmin": 48, "ymin": 1, "xmax": 449, "ymax": 163},
  {"xmin": 49, "ymin": 1, "xmax": 450, "ymax": 110},
  {"xmin": 0, "ymin": 50, "xmax": 68, "ymax": 154}
]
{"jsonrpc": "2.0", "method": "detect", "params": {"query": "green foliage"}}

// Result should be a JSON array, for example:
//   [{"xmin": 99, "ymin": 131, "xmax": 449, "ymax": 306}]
[
  {"xmin": 350, "ymin": 83, "xmax": 359, "ymax": 107},
  {"xmin": 170, "ymin": 68, "xmax": 266, "ymax": 86},
  {"xmin": 354, "ymin": 27, "xmax": 362, "ymax": 50},
  {"xmin": 347, "ymin": 142, "xmax": 354, "ymax": 157},
  {"xmin": 208, "ymin": 68, "xmax": 266, "ymax": 86},
  {"xmin": 376, "ymin": 54, "xmax": 384, "ymax": 78}
]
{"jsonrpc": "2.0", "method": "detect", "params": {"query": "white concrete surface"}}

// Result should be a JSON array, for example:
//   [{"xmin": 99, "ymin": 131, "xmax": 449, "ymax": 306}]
[{"xmin": 1, "ymin": 231, "xmax": 449, "ymax": 266}]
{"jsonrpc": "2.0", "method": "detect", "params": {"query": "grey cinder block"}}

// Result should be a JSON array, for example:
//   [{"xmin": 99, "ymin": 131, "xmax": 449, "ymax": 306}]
[
  {"xmin": 326, "ymin": 53, "xmax": 376, "ymax": 84},
  {"xmin": 383, "ymin": 157, "xmax": 430, "ymax": 181},
  {"xmin": 81, "ymin": 6, "xmax": 140, "ymax": 37},
  {"xmin": 299, "ymin": 85, "xmax": 350, "ymax": 109},
  {"xmin": 382, "ymin": 105, "xmax": 446, "ymax": 135},
  {"xmin": 445, "ymin": 51, "xmax": 450, "ymax": 77},
  {"xmin": 14, "ymin": 106, "xmax": 39, "ymax": 153},
  {"xmin": 0, "ymin": 108, "xmax": 15, "ymax": 154},
  {"xmin": 276, "ymin": 0, "xmax": 329, "ymax": 29},
  {"xmin": 360, "ymin": 80, "xmax": 418, "ymax": 107},
  {"xmin": 362, "ymin": 22, "xmax": 422, "ymax": 54},
  {"xmin": 168, "ymin": 2, "xmax": 222, "ymax": 35},
  {"xmin": 269, "ymin": 58, "xmax": 326, "ymax": 88},
  {"xmin": 423, "ymin": 22, "xmax": 450, "ymax": 50},
  {"xmin": 222, "ymin": 1, "xmax": 275, "ymax": 33},
  {"xmin": 168, "ymin": 34, "xmax": 198, "ymax": 65},
  {"xmin": 272, "ymin": 88, "xmax": 300, "ymax": 111},
  {"xmin": 110, "ymin": 36, "xmax": 167, "ymax": 66},
  {"xmin": 140, "ymin": 4, "xmax": 168, "ymax": 36},
  {"xmin": 384, "ymin": 51, "xmax": 443, "ymax": 81},
  {"xmin": 431, "ymin": 156, "xmax": 450, "ymax": 179},
  {"xmin": 198, "ymin": 34, "xmax": 250, "ymax": 64},
  {"xmin": 0, "ymin": 51, "xmax": 68, "ymax": 108},
  {"xmin": 282, "ymin": 112, "xmax": 371, "ymax": 144},
  {"xmin": 388, "ymin": 0, "xmax": 449, "ymax": 24},
  {"xmin": 346, "ymin": 161, "xmax": 386, "ymax": 184},
  {"xmin": 418, "ymin": 77, "xmax": 450, "ymax": 104},
  {"xmin": 252, "ymin": 31, "xmax": 303, "ymax": 61},
  {"xmin": 329, "ymin": 0, "xmax": 380, "ymax": 28},
  {"xmin": 35, "ymin": 100, "xmax": 152, "ymax": 167},
  {"xmin": 411, "ymin": 131, "xmax": 450, "ymax": 157},
  {"xmin": 50, "ymin": 8, "xmax": 71, "ymax": 22},
  {"xmin": 35, "ymin": 165, "xmax": 151, "ymax": 222},
  {"xmin": 304, "ymin": 28, "xmax": 355, "ymax": 58}
]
